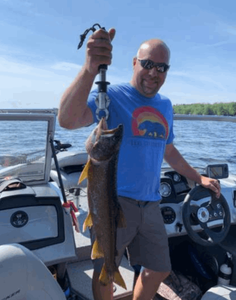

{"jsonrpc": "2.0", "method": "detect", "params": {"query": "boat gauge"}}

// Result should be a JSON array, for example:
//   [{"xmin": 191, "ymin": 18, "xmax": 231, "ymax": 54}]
[
  {"xmin": 160, "ymin": 182, "xmax": 172, "ymax": 198},
  {"xmin": 173, "ymin": 173, "xmax": 181, "ymax": 182},
  {"xmin": 161, "ymin": 206, "xmax": 176, "ymax": 224}
]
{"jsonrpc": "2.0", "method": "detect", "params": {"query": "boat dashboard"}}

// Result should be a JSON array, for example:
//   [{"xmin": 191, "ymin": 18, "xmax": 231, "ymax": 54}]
[{"xmin": 159, "ymin": 164, "xmax": 236, "ymax": 238}]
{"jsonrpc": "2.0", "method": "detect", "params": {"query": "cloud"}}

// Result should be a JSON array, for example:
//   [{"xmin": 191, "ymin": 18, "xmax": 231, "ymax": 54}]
[
  {"xmin": 51, "ymin": 62, "xmax": 82, "ymax": 71},
  {"xmin": 212, "ymin": 20, "xmax": 236, "ymax": 42},
  {"xmin": 191, "ymin": 40, "xmax": 231, "ymax": 50},
  {"xmin": 1, "ymin": 0, "xmax": 40, "ymax": 17},
  {"xmin": 163, "ymin": 64, "xmax": 236, "ymax": 105},
  {"xmin": 0, "ymin": 56, "xmax": 129, "ymax": 109},
  {"xmin": 0, "ymin": 57, "xmax": 81, "ymax": 108},
  {"xmin": 219, "ymin": 22, "xmax": 236, "ymax": 37},
  {"xmin": 169, "ymin": 70, "xmax": 225, "ymax": 91}
]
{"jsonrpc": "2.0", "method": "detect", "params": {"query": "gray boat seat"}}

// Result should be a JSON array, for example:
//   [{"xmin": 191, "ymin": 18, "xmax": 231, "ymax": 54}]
[
  {"xmin": 50, "ymin": 169, "xmax": 87, "ymax": 189},
  {"xmin": 201, "ymin": 285, "xmax": 236, "ymax": 299},
  {"xmin": 0, "ymin": 243, "xmax": 66, "ymax": 300}
]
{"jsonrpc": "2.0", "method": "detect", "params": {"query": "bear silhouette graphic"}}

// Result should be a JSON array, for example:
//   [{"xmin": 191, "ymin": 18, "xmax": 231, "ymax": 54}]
[{"xmin": 138, "ymin": 121, "xmax": 165, "ymax": 138}]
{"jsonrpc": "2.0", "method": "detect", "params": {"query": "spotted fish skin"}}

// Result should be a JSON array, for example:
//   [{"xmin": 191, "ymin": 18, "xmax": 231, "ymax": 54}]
[{"xmin": 79, "ymin": 118, "xmax": 127, "ymax": 290}]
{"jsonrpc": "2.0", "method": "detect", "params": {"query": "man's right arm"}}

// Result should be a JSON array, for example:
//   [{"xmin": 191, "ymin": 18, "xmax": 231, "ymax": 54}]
[
  {"xmin": 58, "ymin": 67, "xmax": 95, "ymax": 129},
  {"xmin": 58, "ymin": 28, "xmax": 116, "ymax": 130}
]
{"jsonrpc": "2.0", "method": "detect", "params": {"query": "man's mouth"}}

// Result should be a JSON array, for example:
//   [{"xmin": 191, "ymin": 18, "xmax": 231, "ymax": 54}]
[{"xmin": 143, "ymin": 79, "xmax": 158, "ymax": 88}]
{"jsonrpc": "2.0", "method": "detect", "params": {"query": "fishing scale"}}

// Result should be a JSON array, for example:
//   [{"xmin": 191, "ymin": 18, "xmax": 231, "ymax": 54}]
[{"xmin": 78, "ymin": 23, "xmax": 111, "ymax": 121}]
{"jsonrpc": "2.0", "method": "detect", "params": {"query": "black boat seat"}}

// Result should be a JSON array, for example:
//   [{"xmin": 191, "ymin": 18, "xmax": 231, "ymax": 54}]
[{"xmin": 201, "ymin": 285, "xmax": 236, "ymax": 299}]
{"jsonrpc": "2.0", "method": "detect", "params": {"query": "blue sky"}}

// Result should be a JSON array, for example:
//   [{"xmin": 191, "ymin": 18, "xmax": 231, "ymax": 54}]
[{"xmin": 0, "ymin": 0, "xmax": 235, "ymax": 109}]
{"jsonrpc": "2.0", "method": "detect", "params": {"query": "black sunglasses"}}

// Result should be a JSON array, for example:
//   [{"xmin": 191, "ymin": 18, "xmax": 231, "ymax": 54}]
[{"xmin": 137, "ymin": 59, "xmax": 170, "ymax": 73}]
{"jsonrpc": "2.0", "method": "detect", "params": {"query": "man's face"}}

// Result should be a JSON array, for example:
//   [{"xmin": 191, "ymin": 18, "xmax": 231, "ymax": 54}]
[{"xmin": 131, "ymin": 44, "xmax": 169, "ymax": 98}]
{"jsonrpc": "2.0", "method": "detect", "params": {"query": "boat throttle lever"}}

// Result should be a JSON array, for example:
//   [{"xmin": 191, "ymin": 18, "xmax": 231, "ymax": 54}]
[{"xmin": 77, "ymin": 23, "xmax": 111, "ymax": 121}]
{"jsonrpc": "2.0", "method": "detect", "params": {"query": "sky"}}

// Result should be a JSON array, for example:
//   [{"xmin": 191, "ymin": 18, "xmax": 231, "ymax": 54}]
[{"xmin": 0, "ymin": 0, "xmax": 235, "ymax": 109}]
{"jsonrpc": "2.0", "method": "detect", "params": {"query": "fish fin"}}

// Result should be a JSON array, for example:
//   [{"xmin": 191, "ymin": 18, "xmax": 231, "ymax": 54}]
[
  {"xmin": 113, "ymin": 267, "xmax": 127, "ymax": 290},
  {"xmin": 78, "ymin": 159, "xmax": 91, "ymax": 184},
  {"xmin": 99, "ymin": 264, "xmax": 127, "ymax": 290},
  {"xmin": 99, "ymin": 264, "xmax": 111, "ymax": 286},
  {"xmin": 116, "ymin": 207, "xmax": 127, "ymax": 228},
  {"xmin": 83, "ymin": 212, "xmax": 93, "ymax": 232},
  {"xmin": 91, "ymin": 239, "xmax": 104, "ymax": 260}
]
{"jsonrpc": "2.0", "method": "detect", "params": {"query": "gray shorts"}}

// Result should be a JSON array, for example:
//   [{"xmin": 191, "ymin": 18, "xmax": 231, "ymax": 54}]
[{"xmin": 90, "ymin": 196, "xmax": 171, "ymax": 273}]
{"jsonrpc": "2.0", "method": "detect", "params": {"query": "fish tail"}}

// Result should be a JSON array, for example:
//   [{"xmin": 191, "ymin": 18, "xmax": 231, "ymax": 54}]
[
  {"xmin": 83, "ymin": 211, "xmax": 93, "ymax": 232},
  {"xmin": 113, "ymin": 266, "xmax": 127, "ymax": 290},
  {"xmin": 78, "ymin": 159, "xmax": 91, "ymax": 184},
  {"xmin": 99, "ymin": 265, "xmax": 127, "ymax": 290}
]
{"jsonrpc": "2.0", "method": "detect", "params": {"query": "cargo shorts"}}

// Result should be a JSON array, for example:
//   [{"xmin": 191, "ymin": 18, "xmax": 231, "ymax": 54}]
[{"xmin": 90, "ymin": 196, "xmax": 172, "ymax": 273}]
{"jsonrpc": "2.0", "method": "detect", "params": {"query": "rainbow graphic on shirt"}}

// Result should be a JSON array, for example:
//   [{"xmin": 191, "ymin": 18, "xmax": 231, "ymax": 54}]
[{"xmin": 132, "ymin": 106, "xmax": 169, "ymax": 139}]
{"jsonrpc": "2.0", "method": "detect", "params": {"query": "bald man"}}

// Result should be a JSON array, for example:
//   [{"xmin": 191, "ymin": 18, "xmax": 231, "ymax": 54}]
[{"xmin": 58, "ymin": 28, "xmax": 221, "ymax": 300}]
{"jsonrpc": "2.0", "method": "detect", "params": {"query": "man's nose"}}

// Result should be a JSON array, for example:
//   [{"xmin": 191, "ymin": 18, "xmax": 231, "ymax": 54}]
[{"xmin": 148, "ymin": 67, "xmax": 159, "ymax": 77}]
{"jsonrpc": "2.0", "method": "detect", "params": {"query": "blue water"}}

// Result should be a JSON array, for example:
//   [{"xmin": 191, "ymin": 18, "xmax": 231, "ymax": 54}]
[{"xmin": 54, "ymin": 119, "xmax": 236, "ymax": 175}]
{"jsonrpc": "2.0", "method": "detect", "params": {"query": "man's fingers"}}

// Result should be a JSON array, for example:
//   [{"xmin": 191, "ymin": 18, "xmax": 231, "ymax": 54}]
[
  {"xmin": 212, "ymin": 180, "xmax": 221, "ymax": 198},
  {"xmin": 108, "ymin": 28, "xmax": 116, "ymax": 41},
  {"xmin": 85, "ymin": 27, "xmax": 115, "ymax": 74}
]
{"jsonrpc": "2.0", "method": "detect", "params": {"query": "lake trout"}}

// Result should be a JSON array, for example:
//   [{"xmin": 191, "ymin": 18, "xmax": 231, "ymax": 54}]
[{"xmin": 79, "ymin": 118, "xmax": 127, "ymax": 290}]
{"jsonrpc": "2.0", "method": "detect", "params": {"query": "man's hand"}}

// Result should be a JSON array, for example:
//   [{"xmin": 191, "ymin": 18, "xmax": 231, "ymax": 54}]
[
  {"xmin": 200, "ymin": 176, "xmax": 221, "ymax": 198},
  {"xmin": 85, "ymin": 28, "xmax": 116, "ymax": 76}
]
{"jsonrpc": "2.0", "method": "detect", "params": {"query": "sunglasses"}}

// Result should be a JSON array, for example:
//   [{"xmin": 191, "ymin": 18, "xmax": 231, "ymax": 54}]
[{"xmin": 137, "ymin": 59, "xmax": 170, "ymax": 73}]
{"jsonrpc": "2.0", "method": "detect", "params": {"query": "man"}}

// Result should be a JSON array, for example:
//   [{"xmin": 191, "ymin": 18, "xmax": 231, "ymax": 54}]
[{"xmin": 58, "ymin": 28, "xmax": 221, "ymax": 300}]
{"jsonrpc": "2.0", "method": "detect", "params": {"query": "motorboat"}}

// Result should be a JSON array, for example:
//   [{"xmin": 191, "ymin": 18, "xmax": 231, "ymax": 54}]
[{"xmin": 0, "ymin": 109, "xmax": 236, "ymax": 300}]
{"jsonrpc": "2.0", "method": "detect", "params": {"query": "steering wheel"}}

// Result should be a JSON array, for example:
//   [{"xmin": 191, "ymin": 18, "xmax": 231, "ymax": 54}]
[{"xmin": 182, "ymin": 185, "xmax": 231, "ymax": 246}]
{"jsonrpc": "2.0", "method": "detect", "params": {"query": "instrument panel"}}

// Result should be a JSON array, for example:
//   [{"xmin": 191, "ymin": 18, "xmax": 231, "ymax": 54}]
[
  {"xmin": 159, "ymin": 164, "xmax": 234, "ymax": 228},
  {"xmin": 160, "ymin": 171, "xmax": 191, "ymax": 224},
  {"xmin": 160, "ymin": 171, "xmax": 191, "ymax": 205}
]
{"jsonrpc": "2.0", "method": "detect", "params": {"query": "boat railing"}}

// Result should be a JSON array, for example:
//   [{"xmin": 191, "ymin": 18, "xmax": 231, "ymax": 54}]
[
  {"xmin": 174, "ymin": 114, "xmax": 236, "ymax": 123},
  {"xmin": 0, "ymin": 108, "xmax": 58, "ymax": 114}
]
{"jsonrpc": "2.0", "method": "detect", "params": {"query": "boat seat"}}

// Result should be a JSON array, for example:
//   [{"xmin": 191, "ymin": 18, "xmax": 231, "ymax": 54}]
[
  {"xmin": 50, "ymin": 169, "xmax": 87, "ymax": 189},
  {"xmin": 201, "ymin": 285, "xmax": 236, "ymax": 300},
  {"xmin": 0, "ymin": 243, "xmax": 66, "ymax": 300},
  {"xmin": 51, "ymin": 151, "xmax": 88, "ymax": 169}
]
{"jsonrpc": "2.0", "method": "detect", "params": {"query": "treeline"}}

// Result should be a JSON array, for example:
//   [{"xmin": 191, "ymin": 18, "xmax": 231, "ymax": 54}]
[{"xmin": 173, "ymin": 102, "xmax": 236, "ymax": 116}]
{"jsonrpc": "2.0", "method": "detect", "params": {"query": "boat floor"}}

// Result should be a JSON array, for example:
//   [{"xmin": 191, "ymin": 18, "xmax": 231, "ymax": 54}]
[{"xmin": 66, "ymin": 189, "xmax": 135, "ymax": 300}]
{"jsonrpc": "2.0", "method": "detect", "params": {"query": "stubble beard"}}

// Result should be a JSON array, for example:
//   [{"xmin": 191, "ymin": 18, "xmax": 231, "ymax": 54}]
[{"xmin": 140, "ymin": 79, "xmax": 160, "ymax": 97}]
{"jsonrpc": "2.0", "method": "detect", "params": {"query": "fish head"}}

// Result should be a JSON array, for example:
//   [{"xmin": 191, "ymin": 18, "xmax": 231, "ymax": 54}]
[{"xmin": 86, "ymin": 118, "xmax": 123, "ymax": 161}]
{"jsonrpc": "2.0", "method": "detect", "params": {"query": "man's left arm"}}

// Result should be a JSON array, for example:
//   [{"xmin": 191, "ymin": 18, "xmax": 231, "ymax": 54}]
[{"xmin": 164, "ymin": 143, "xmax": 221, "ymax": 198}]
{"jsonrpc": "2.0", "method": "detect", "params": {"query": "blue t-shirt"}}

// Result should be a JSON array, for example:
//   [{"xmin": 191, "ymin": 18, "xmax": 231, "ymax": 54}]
[{"xmin": 87, "ymin": 83, "xmax": 175, "ymax": 201}]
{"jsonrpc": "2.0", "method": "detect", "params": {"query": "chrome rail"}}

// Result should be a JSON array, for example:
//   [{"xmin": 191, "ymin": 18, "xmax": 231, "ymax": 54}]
[
  {"xmin": 174, "ymin": 114, "xmax": 236, "ymax": 123},
  {"xmin": 0, "ymin": 108, "xmax": 58, "ymax": 114}
]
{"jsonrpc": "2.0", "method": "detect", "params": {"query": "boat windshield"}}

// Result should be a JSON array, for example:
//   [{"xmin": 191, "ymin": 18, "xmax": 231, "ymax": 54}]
[
  {"xmin": 0, "ymin": 110, "xmax": 56, "ymax": 184},
  {"xmin": 0, "ymin": 120, "xmax": 48, "ymax": 183}
]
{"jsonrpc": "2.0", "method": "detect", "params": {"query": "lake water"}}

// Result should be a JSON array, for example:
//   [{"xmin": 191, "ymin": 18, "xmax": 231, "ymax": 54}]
[{"xmin": 54, "ymin": 119, "xmax": 236, "ymax": 175}]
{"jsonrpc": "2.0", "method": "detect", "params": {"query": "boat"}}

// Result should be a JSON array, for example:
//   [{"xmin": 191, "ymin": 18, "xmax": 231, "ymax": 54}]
[{"xmin": 0, "ymin": 109, "xmax": 236, "ymax": 300}]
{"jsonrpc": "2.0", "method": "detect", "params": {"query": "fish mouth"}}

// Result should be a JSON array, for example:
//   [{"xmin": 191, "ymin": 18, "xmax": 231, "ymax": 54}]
[
  {"xmin": 86, "ymin": 118, "xmax": 123, "ymax": 157},
  {"xmin": 97, "ymin": 118, "xmax": 123, "ymax": 140}
]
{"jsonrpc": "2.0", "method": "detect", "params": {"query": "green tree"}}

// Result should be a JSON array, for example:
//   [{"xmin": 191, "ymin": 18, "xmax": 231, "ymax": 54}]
[
  {"xmin": 202, "ymin": 105, "xmax": 213, "ymax": 115},
  {"xmin": 228, "ymin": 102, "xmax": 236, "ymax": 116},
  {"xmin": 173, "ymin": 102, "xmax": 236, "ymax": 116}
]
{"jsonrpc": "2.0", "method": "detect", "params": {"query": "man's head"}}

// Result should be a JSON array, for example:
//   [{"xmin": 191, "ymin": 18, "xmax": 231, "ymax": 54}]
[{"xmin": 130, "ymin": 39, "xmax": 170, "ymax": 98}]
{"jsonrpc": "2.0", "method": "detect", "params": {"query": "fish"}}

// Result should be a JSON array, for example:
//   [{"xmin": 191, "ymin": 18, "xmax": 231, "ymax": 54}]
[{"xmin": 79, "ymin": 117, "xmax": 127, "ymax": 290}]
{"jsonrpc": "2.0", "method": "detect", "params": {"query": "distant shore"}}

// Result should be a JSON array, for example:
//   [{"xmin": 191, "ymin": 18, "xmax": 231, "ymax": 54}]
[{"xmin": 173, "ymin": 102, "xmax": 236, "ymax": 116}]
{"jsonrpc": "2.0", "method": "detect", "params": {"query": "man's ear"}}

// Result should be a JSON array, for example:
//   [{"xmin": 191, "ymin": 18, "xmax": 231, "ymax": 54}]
[{"xmin": 133, "ymin": 57, "xmax": 137, "ymax": 68}]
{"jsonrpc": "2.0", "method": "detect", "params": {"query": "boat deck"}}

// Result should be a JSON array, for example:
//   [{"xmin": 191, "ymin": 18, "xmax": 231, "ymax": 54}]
[{"xmin": 66, "ymin": 188, "xmax": 135, "ymax": 300}]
